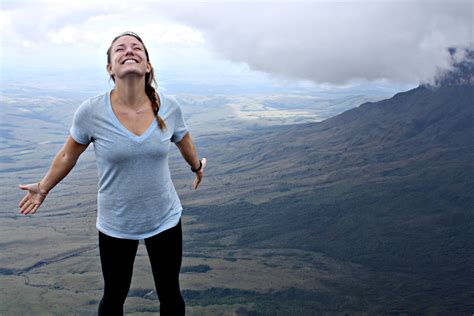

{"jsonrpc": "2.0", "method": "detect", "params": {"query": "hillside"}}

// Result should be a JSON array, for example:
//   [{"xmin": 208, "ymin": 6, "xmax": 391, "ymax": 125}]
[
  {"xmin": 1, "ymin": 57, "xmax": 473, "ymax": 313},
  {"xmin": 180, "ymin": 83, "xmax": 474, "ymax": 313}
]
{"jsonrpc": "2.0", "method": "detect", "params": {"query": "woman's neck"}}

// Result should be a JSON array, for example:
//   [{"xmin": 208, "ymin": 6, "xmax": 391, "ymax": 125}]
[{"xmin": 112, "ymin": 78, "xmax": 148, "ymax": 110}]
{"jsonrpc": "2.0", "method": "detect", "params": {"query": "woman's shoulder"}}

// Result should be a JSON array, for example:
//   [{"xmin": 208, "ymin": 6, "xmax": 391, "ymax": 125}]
[
  {"xmin": 158, "ymin": 90, "xmax": 177, "ymax": 105},
  {"xmin": 74, "ymin": 90, "xmax": 109, "ymax": 117},
  {"xmin": 87, "ymin": 90, "xmax": 110, "ymax": 106},
  {"xmin": 158, "ymin": 90, "xmax": 182, "ymax": 113}
]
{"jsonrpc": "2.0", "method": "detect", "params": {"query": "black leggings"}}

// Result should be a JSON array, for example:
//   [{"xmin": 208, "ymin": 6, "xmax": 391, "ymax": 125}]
[{"xmin": 98, "ymin": 219, "xmax": 185, "ymax": 316}]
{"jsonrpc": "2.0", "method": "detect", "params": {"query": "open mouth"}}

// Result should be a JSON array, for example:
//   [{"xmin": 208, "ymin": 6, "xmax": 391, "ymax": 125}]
[{"xmin": 122, "ymin": 58, "xmax": 139, "ymax": 64}]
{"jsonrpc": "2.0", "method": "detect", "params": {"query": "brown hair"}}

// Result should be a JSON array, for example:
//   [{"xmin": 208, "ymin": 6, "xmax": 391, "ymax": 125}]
[{"xmin": 107, "ymin": 31, "xmax": 166, "ymax": 130}]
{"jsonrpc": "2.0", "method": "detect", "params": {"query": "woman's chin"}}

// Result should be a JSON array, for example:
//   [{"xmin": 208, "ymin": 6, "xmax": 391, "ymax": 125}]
[{"xmin": 115, "ymin": 70, "xmax": 147, "ymax": 80}]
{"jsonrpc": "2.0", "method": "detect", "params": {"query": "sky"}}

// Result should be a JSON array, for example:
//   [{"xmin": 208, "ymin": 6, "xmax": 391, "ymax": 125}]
[{"xmin": 1, "ymin": 0, "xmax": 473, "ymax": 89}]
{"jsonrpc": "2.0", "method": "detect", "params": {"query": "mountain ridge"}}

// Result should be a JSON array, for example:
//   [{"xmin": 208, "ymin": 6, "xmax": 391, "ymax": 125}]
[{"xmin": 181, "ymin": 80, "xmax": 473, "ymax": 312}]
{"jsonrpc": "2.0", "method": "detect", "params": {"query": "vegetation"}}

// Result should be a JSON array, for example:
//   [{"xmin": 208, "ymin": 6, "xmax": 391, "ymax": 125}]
[
  {"xmin": 1, "ymin": 83, "xmax": 472, "ymax": 314},
  {"xmin": 181, "ymin": 264, "xmax": 212, "ymax": 273}
]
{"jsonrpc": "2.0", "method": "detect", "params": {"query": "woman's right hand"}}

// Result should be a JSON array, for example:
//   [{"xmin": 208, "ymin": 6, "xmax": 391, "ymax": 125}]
[
  {"xmin": 18, "ymin": 182, "xmax": 48, "ymax": 215},
  {"xmin": 16, "ymin": 136, "xmax": 87, "ymax": 216}
]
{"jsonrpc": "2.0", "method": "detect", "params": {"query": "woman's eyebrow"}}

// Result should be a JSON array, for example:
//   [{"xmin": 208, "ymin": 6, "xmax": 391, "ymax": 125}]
[{"xmin": 115, "ymin": 43, "xmax": 141, "ymax": 48}]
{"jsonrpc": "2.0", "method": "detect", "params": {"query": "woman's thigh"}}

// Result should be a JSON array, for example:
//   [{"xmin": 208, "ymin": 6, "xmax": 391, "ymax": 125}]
[
  {"xmin": 98, "ymin": 231, "xmax": 139, "ymax": 291},
  {"xmin": 144, "ymin": 220, "xmax": 183, "ymax": 287}
]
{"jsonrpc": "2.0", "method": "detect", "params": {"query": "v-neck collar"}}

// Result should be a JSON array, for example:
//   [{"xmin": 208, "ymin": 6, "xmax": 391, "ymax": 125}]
[{"xmin": 107, "ymin": 89, "xmax": 160, "ymax": 141}]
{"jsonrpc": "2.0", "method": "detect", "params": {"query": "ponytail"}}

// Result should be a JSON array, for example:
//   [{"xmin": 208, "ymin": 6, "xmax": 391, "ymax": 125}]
[{"xmin": 145, "ymin": 68, "xmax": 166, "ymax": 130}]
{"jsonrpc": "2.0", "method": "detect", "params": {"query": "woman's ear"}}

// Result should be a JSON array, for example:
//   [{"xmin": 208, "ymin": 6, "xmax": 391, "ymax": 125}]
[
  {"xmin": 106, "ymin": 64, "xmax": 114, "ymax": 76},
  {"xmin": 146, "ymin": 62, "xmax": 152, "ymax": 74}
]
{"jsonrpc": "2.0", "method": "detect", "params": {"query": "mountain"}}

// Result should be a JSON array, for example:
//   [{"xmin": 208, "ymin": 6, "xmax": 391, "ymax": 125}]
[
  {"xmin": 183, "ymin": 81, "xmax": 474, "ymax": 312},
  {"xmin": 2, "ymin": 51, "xmax": 472, "ymax": 314}
]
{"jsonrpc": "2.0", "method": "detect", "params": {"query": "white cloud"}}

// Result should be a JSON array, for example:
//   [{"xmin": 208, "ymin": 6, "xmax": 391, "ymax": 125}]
[
  {"xmin": 0, "ymin": 1, "xmax": 208, "ymax": 72},
  {"xmin": 2, "ymin": 1, "xmax": 472, "ymax": 85},
  {"xmin": 47, "ymin": 25, "xmax": 97, "ymax": 46},
  {"xmin": 45, "ymin": 19, "xmax": 204, "ymax": 47},
  {"xmin": 145, "ymin": 23, "xmax": 204, "ymax": 45},
  {"xmin": 1, "ymin": 1, "xmax": 205, "ymax": 49},
  {"xmin": 158, "ymin": 1, "xmax": 473, "ymax": 85},
  {"xmin": 0, "ymin": 9, "xmax": 14, "ymax": 31}
]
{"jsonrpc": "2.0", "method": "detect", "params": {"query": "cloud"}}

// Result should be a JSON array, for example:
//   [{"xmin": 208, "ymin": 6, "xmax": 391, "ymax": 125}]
[
  {"xmin": 431, "ymin": 47, "xmax": 474, "ymax": 87},
  {"xmin": 0, "ymin": 0, "xmax": 207, "ymax": 71},
  {"xmin": 1, "ymin": 1, "xmax": 204, "ymax": 50},
  {"xmin": 158, "ymin": 1, "xmax": 473, "ymax": 85},
  {"xmin": 45, "ymin": 19, "xmax": 204, "ymax": 47},
  {"xmin": 2, "ymin": 0, "xmax": 472, "ymax": 85}
]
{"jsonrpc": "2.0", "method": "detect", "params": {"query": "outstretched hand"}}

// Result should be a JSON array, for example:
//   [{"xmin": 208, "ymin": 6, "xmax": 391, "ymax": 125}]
[
  {"xmin": 193, "ymin": 158, "xmax": 206, "ymax": 190},
  {"xmin": 18, "ymin": 183, "xmax": 48, "ymax": 215}
]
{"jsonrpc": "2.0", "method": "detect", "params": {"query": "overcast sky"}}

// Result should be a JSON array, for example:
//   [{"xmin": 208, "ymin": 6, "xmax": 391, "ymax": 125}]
[{"xmin": 1, "ymin": 0, "xmax": 472, "ymax": 86}]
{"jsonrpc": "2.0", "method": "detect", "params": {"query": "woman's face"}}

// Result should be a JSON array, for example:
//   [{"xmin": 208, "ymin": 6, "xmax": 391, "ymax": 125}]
[{"xmin": 107, "ymin": 35, "xmax": 151, "ymax": 81}]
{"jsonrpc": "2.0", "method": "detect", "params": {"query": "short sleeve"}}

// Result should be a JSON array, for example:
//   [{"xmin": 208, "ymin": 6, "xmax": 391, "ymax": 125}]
[
  {"xmin": 170, "ymin": 99, "xmax": 189, "ymax": 144},
  {"xmin": 69, "ymin": 100, "xmax": 93, "ymax": 145}
]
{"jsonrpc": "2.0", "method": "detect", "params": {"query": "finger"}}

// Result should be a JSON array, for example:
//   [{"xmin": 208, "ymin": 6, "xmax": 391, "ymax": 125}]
[
  {"xmin": 20, "ymin": 204, "xmax": 28, "ymax": 214},
  {"xmin": 23, "ymin": 203, "xmax": 35, "ymax": 215},
  {"xmin": 20, "ymin": 201, "xmax": 32, "ymax": 214},
  {"xmin": 29, "ymin": 204, "xmax": 40, "ymax": 215},
  {"xmin": 26, "ymin": 202, "xmax": 38, "ymax": 215},
  {"xmin": 194, "ymin": 176, "xmax": 202, "ymax": 190},
  {"xmin": 18, "ymin": 184, "xmax": 30, "ymax": 191},
  {"xmin": 20, "ymin": 200, "xmax": 29, "ymax": 213},
  {"xmin": 21, "ymin": 202, "xmax": 32, "ymax": 215},
  {"xmin": 19, "ymin": 195, "xmax": 30, "ymax": 208},
  {"xmin": 193, "ymin": 177, "xmax": 200, "ymax": 190}
]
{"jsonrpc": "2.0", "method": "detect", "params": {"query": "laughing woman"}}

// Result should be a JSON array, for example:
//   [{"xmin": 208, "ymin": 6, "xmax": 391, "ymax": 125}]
[{"xmin": 18, "ymin": 31, "xmax": 206, "ymax": 315}]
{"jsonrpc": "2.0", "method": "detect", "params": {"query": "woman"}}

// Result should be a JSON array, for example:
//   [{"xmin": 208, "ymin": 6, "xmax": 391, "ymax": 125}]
[{"xmin": 17, "ymin": 31, "xmax": 206, "ymax": 315}]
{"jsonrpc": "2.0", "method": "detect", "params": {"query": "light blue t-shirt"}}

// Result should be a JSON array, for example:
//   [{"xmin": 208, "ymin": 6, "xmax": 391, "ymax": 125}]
[{"xmin": 70, "ymin": 89, "xmax": 188, "ymax": 240}]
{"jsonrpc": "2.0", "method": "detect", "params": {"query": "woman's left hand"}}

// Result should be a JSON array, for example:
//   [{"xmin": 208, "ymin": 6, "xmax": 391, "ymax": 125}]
[{"xmin": 193, "ymin": 158, "xmax": 206, "ymax": 190}]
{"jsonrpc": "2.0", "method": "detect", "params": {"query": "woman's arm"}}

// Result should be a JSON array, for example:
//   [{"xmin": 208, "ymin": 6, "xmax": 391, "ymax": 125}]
[
  {"xmin": 18, "ymin": 136, "xmax": 89, "ymax": 215},
  {"xmin": 175, "ymin": 132, "xmax": 206, "ymax": 189}
]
